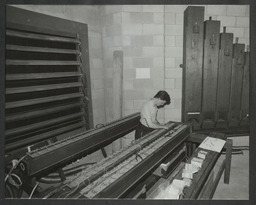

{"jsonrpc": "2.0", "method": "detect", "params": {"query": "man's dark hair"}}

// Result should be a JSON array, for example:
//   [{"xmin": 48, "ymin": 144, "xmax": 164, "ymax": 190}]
[{"xmin": 154, "ymin": 90, "xmax": 171, "ymax": 105}]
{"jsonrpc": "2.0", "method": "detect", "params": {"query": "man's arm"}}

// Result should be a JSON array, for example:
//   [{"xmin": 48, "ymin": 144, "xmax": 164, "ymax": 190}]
[{"xmin": 143, "ymin": 109, "xmax": 168, "ymax": 129}]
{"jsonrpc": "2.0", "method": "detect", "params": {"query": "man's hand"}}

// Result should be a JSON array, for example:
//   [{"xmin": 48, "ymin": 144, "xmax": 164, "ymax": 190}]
[{"xmin": 164, "ymin": 121, "xmax": 173, "ymax": 128}]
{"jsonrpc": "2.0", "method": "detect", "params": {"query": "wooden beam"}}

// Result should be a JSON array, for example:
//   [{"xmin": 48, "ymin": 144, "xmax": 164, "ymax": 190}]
[
  {"xmin": 6, "ymin": 44, "xmax": 81, "ymax": 55},
  {"xmin": 6, "ymin": 72, "xmax": 82, "ymax": 80},
  {"xmin": 6, "ymin": 60, "xmax": 81, "ymax": 66},
  {"xmin": 6, "ymin": 29, "xmax": 80, "ymax": 44},
  {"xmin": 6, "ymin": 112, "xmax": 84, "ymax": 137},
  {"xmin": 6, "ymin": 82, "xmax": 82, "ymax": 94},
  {"xmin": 6, "ymin": 93, "xmax": 83, "ymax": 109},
  {"xmin": 224, "ymin": 139, "xmax": 232, "ymax": 184},
  {"xmin": 6, "ymin": 102, "xmax": 81, "ymax": 122}
]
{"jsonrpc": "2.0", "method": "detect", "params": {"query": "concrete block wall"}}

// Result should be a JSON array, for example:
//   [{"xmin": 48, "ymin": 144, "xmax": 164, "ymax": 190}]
[
  {"xmin": 11, "ymin": 4, "xmax": 250, "ymax": 158},
  {"xmin": 107, "ymin": 5, "xmax": 250, "ymax": 125},
  {"xmin": 120, "ymin": 5, "xmax": 167, "ymax": 124}
]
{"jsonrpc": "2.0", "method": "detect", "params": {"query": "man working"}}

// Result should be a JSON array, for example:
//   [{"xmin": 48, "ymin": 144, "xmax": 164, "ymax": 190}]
[{"xmin": 135, "ymin": 90, "xmax": 172, "ymax": 139}]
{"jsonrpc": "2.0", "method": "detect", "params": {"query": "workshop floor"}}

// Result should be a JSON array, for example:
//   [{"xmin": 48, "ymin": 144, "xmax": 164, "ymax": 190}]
[{"xmin": 213, "ymin": 136, "xmax": 249, "ymax": 200}]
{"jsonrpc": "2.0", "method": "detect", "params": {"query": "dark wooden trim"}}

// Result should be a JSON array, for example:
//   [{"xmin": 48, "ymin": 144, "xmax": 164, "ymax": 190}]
[
  {"xmin": 6, "ymin": 60, "xmax": 81, "ymax": 66},
  {"xmin": 6, "ymin": 44, "xmax": 81, "ymax": 55},
  {"xmin": 6, "ymin": 6, "xmax": 87, "ymax": 38},
  {"xmin": 6, "ymin": 93, "xmax": 83, "ymax": 109},
  {"xmin": 6, "ymin": 29, "xmax": 80, "ymax": 43},
  {"xmin": 78, "ymin": 30, "xmax": 93, "ymax": 129},
  {"xmin": 6, "ymin": 102, "xmax": 81, "ymax": 122},
  {"xmin": 224, "ymin": 139, "xmax": 232, "ymax": 184},
  {"xmin": 6, "ymin": 72, "xmax": 82, "ymax": 80},
  {"xmin": 6, "ymin": 82, "xmax": 82, "ymax": 94},
  {"xmin": 6, "ymin": 112, "xmax": 84, "ymax": 137}
]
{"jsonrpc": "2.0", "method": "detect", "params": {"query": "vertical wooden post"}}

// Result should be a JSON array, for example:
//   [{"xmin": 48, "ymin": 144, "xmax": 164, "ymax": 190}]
[
  {"xmin": 224, "ymin": 139, "xmax": 232, "ymax": 184},
  {"xmin": 216, "ymin": 27, "xmax": 233, "ymax": 128},
  {"xmin": 201, "ymin": 17, "xmax": 220, "ymax": 129},
  {"xmin": 112, "ymin": 50, "xmax": 123, "ymax": 153},
  {"xmin": 229, "ymin": 38, "xmax": 245, "ymax": 127},
  {"xmin": 182, "ymin": 6, "xmax": 204, "ymax": 130},
  {"xmin": 240, "ymin": 46, "xmax": 249, "ymax": 127}
]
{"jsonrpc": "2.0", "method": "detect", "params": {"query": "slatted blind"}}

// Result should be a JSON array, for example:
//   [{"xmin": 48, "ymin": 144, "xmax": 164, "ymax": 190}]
[{"xmin": 5, "ymin": 20, "xmax": 91, "ymax": 151}]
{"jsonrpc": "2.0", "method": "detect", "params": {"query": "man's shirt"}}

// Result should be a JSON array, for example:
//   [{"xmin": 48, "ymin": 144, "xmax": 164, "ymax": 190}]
[{"xmin": 140, "ymin": 99, "xmax": 159, "ymax": 127}]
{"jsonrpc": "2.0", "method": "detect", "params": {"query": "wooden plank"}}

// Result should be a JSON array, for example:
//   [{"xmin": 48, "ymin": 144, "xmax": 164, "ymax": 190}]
[
  {"xmin": 6, "ymin": 72, "xmax": 82, "ymax": 80},
  {"xmin": 201, "ymin": 17, "xmax": 220, "ymax": 129},
  {"xmin": 224, "ymin": 139, "xmax": 232, "ymax": 184},
  {"xmin": 198, "ymin": 159, "xmax": 226, "ymax": 199},
  {"xmin": 197, "ymin": 169, "xmax": 214, "ymax": 199},
  {"xmin": 112, "ymin": 50, "xmax": 123, "ymax": 152},
  {"xmin": 6, "ymin": 29, "xmax": 80, "ymax": 44},
  {"xmin": 6, "ymin": 44, "xmax": 81, "ymax": 55},
  {"xmin": 5, "ymin": 122, "xmax": 84, "ymax": 152},
  {"xmin": 240, "ymin": 50, "xmax": 249, "ymax": 126},
  {"xmin": 5, "ymin": 112, "xmax": 84, "ymax": 137},
  {"xmin": 216, "ymin": 27, "xmax": 233, "ymax": 128},
  {"xmin": 182, "ymin": 6, "xmax": 204, "ymax": 129},
  {"xmin": 6, "ymin": 93, "xmax": 83, "ymax": 109},
  {"xmin": 6, "ymin": 6, "xmax": 87, "ymax": 39},
  {"xmin": 5, "ymin": 102, "xmax": 81, "ymax": 122},
  {"xmin": 229, "ymin": 40, "xmax": 245, "ymax": 127},
  {"xmin": 6, "ymin": 60, "xmax": 81, "ymax": 66},
  {"xmin": 6, "ymin": 82, "xmax": 82, "ymax": 94},
  {"xmin": 78, "ymin": 30, "xmax": 94, "ymax": 129}
]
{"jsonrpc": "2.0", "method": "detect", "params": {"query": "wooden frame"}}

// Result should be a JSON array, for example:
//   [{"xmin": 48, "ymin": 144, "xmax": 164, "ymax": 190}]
[{"xmin": 5, "ymin": 6, "xmax": 93, "ymax": 151}]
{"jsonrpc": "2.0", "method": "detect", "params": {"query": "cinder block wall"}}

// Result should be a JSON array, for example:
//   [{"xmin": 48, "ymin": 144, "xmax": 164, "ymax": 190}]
[
  {"xmin": 105, "ymin": 5, "xmax": 250, "ymax": 126},
  {"xmin": 12, "ymin": 5, "xmax": 250, "ymax": 159}
]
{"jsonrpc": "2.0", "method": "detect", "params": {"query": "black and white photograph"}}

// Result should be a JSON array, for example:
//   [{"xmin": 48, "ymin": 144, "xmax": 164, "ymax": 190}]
[{"xmin": 0, "ymin": 1, "xmax": 255, "ymax": 204}]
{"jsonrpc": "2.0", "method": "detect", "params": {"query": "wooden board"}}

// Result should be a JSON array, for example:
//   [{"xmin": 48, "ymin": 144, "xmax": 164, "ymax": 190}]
[
  {"xmin": 182, "ymin": 6, "xmax": 204, "ymax": 129},
  {"xmin": 229, "ymin": 43, "xmax": 245, "ymax": 127},
  {"xmin": 216, "ymin": 29, "xmax": 233, "ymax": 128},
  {"xmin": 201, "ymin": 18, "xmax": 220, "ymax": 129},
  {"xmin": 240, "ymin": 51, "xmax": 249, "ymax": 126},
  {"xmin": 112, "ymin": 50, "xmax": 124, "ymax": 152}
]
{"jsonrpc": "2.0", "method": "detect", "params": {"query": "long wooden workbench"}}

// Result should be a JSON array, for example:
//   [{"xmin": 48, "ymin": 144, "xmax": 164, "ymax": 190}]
[{"xmin": 146, "ymin": 132, "xmax": 232, "ymax": 199}]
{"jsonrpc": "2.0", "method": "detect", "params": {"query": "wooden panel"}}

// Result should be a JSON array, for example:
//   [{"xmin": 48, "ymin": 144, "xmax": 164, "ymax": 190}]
[
  {"xmin": 240, "ymin": 49, "xmax": 250, "ymax": 126},
  {"xmin": 5, "ymin": 6, "xmax": 93, "ymax": 153},
  {"xmin": 216, "ymin": 28, "xmax": 233, "ymax": 128},
  {"xmin": 229, "ymin": 41, "xmax": 245, "ymax": 127},
  {"xmin": 201, "ymin": 18, "xmax": 220, "ymax": 129},
  {"xmin": 182, "ymin": 6, "xmax": 204, "ymax": 129}
]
